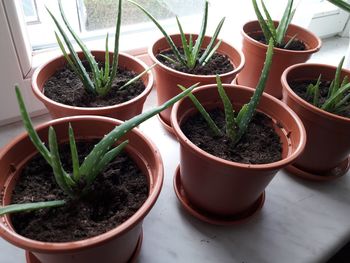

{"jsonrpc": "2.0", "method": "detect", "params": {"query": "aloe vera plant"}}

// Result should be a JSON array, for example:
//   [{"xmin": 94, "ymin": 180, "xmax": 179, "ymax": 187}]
[
  {"xmin": 129, "ymin": 0, "xmax": 225, "ymax": 69},
  {"xmin": 252, "ymin": 0, "xmax": 296, "ymax": 48},
  {"xmin": 47, "ymin": 0, "xmax": 153, "ymax": 97},
  {"xmin": 0, "ymin": 85, "xmax": 194, "ymax": 216},
  {"xmin": 179, "ymin": 38, "xmax": 274, "ymax": 144},
  {"xmin": 304, "ymin": 56, "xmax": 350, "ymax": 115}
]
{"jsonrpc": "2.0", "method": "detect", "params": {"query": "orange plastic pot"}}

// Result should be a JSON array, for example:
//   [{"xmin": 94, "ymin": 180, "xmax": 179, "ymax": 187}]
[
  {"xmin": 32, "ymin": 51, "xmax": 154, "ymax": 120},
  {"xmin": 237, "ymin": 20, "xmax": 321, "ymax": 99},
  {"xmin": 282, "ymin": 63, "xmax": 350, "ymax": 180},
  {"xmin": 171, "ymin": 84, "xmax": 305, "ymax": 224},
  {"xmin": 0, "ymin": 116, "xmax": 163, "ymax": 263},
  {"xmin": 149, "ymin": 34, "xmax": 244, "ymax": 129}
]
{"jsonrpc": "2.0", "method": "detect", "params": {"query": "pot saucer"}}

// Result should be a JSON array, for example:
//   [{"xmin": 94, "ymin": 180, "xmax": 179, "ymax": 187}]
[
  {"xmin": 157, "ymin": 114, "xmax": 175, "ymax": 136},
  {"xmin": 173, "ymin": 166, "xmax": 265, "ymax": 225},
  {"xmin": 25, "ymin": 230, "xmax": 144, "ymax": 263},
  {"xmin": 285, "ymin": 156, "xmax": 350, "ymax": 181}
]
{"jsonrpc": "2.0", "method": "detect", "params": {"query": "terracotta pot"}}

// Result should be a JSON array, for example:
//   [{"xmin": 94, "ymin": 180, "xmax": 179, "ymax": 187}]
[
  {"xmin": 32, "ymin": 51, "xmax": 154, "ymax": 120},
  {"xmin": 149, "ymin": 34, "xmax": 244, "ymax": 129},
  {"xmin": 171, "ymin": 84, "xmax": 305, "ymax": 224},
  {"xmin": 0, "ymin": 116, "xmax": 163, "ymax": 263},
  {"xmin": 282, "ymin": 63, "xmax": 350, "ymax": 180},
  {"xmin": 237, "ymin": 20, "xmax": 321, "ymax": 99}
]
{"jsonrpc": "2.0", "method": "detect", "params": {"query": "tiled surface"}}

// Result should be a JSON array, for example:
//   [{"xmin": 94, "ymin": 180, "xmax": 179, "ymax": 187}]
[{"xmin": 0, "ymin": 36, "xmax": 349, "ymax": 263}]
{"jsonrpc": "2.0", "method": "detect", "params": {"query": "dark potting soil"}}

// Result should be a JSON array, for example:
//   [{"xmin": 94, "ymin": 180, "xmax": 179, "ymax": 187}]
[
  {"xmin": 10, "ymin": 141, "xmax": 148, "ymax": 242},
  {"xmin": 251, "ymin": 34, "xmax": 306, "ymax": 51},
  {"xmin": 181, "ymin": 109, "xmax": 282, "ymax": 164},
  {"xmin": 43, "ymin": 62, "xmax": 146, "ymax": 107},
  {"xmin": 156, "ymin": 48, "xmax": 234, "ymax": 75},
  {"xmin": 291, "ymin": 79, "xmax": 350, "ymax": 118}
]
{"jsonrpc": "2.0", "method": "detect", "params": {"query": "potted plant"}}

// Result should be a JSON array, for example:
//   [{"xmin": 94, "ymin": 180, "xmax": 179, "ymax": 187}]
[
  {"xmin": 237, "ymin": 0, "xmax": 321, "ymax": 99},
  {"xmin": 0, "ymin": 86, "xmax": 194, "ymax": 263},
  {"xmin": 281, "ymin": 57, "xmax": 350, "ymax": 180},
  {"xmin": 170, "ymin": 40, "xmax": 306, "ymax": 224},
  {"xmin": 129, "ymin": 0, "xmax": 244, "ymax": 131},
  {"xmin": 32, "ymin": 0, "xmax": 154, "ymax": 120}
]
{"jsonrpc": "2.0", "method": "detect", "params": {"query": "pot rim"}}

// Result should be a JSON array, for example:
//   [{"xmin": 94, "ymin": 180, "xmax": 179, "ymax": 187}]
[
  {"xmin": 148, "ymin": 33, "xmax": 245, "ymax": 79},
  {"xmin": 31, "ymin": 51, "xmax": 154, "ymax": 112},
  {"xmin": 0, "ymin": 115, "xmax": 163, "ymax": 253},
  {"xmin": 171, "ymin": 84, "xmax": 306, "ymax": 170},
  {"xmin": 281, "ymin": 62, "xmax": 350, "ymax": 124},
  {"xmin": 241, "ymin": 20, "xmax": 322, "ymax": 55}
]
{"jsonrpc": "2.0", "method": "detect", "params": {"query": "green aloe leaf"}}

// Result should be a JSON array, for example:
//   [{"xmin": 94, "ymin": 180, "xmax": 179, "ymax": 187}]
[
  {"xmin": 68, "ymin": 123, "xmax": 80, "ymax": 182},
  {"xmin": 335, "ymin": 93, "xmax": 350, "ymax": 110},
  {"xmin": 178, "ymin": 84, "xmax": 222, "ymax": 137},
  {"xmin": 0, "ymin": 200, "xmax": 66, "ymax": 216},
  {"xmin": 15, "ymin": 86, "xmax": 51, "ymax": 165},
  {"xmin": 327, "ymin": 0, "xmax": 350, "ymax": 12},
  {"xmin": 201, "ymin": 40, "xmax": 221, "ymax": 66},
  {"xmin": 198, "ymin": 17, "xmax": 225, "ymax": 65},
  {"xmin": 119, "ymin": 63, "xmax": 157, "ymax": 91},
  {"xmin": 104, "ymin": 33, "xmax": 110, "ymax": 81},
  {"xmin": 104, "ymin": 0, "xmax": 123, "ymax": 95},
  {"xmin": 79, "ymin": 84, "xmax": 196, "ymax": 176},
  {"xmin": 260, "ymin": 0, "xmax": 277, "ymax": 42},
  {"xmin": 216, "ymin": 75, "xmax": 236, "ymax": 141},
  {"xmin": 176, "ymin": 16, "xmax": 192, "ymax": 67},
  {"xmin": 252, "ymin": 0, "xmax": 273, "ymax": 43},
  {"xmin": 46, "ymin": 7, "xmax": 96, "ymax": 95},
  {"xmin": 128, "ymin": 0, "xmax": 186, "ymax": 66},
  {"xmin": 284, "ymin": 33, "xmax": 297, "ymax": 49},
  {"xmin": 312, "ymin": 75, "xmax": 322, "ymax": 107},
  {"xmin": 276, "ymin": 0, "xmax": 294, "ymax": 45},
  {"xmin": 48, "ymin": 127, "xmax": 74, "ymax": 195},
  {"xmin": 85, "ymin": 140, "xmax": 129, "ymax": 186},
  {"xmin": 323, "ymin": 82, "xmax": 350, "ymax": 111},
  {"xmin": 55, "ymin": 32, "xmax": 78, "ymax": 75},
  {"xmin": 331, "ymin": 56, "xmax": 345, "ymax": 97},
  {"xmin": 57, "ymin": 0, "xmax": 99, "ymax": 84},
  {"xmin": 191, "ymin": 1, "xmax": 208, "ymax": 66},
  {"xmin": 235, "ymin": 38, "xmax": 274, "ymax": 143}
]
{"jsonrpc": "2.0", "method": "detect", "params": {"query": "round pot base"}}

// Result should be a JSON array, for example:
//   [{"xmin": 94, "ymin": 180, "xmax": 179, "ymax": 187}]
[
  {"xmin": 173, "ymin": 165, "xmax": 265, "ymax": 225},
  {"xmin": 285, "ymin": 156, "xmax": 350, "ymax": 181},
  {"xmin": 25, "ymin": 230, "xmax": 144, "ymax": 263},
  {"xmin": 157, "ymin": 114, "xmax": 175, "ymax": 136}
]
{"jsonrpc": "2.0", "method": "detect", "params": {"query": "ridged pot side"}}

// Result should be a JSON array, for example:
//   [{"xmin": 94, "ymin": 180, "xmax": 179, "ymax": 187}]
[
  {"xmin": 237, "ymin": 20, "xmax": 321, "ymax": 99},
  {"xmin": 282, "ymin": 63, "xmax": 350, "ymax": 175},
  {"xmin": 32, "ymin": 51, "xmax": 154, "ymax": 120},
  {"xmin": 171, "ymin": 84, "xmax": 305, "ymax": 216},
  {"xmin": 149, "ymin": 33, "xmax": 244, "ymax": 127},
  {"xmin": 0, "ymin": 116, "xmax": 163, "ymax": 263}
]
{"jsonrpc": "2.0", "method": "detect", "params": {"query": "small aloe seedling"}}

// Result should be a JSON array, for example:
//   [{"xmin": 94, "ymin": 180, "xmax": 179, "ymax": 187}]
[
  {"xmin": 47, "ymin": 0, "xmax": 154, "ymax": 97},
  {"xmin": 305, "ymin": 56, "xmax": 350, "ymax": 115},
  {"xmin": 129, "ymin": 0, "xmax": 225, "ymax": 69},
  {"xmin": 0, "ymin": 85, "xmax": 195, "ymax": 216},
  {"xmin": 179, "ymin": 38, "xmax": 274, "ymax": 144},
  {"xmin": 253, "ymin": 0, "xmax": 296, "ymax": 48}
]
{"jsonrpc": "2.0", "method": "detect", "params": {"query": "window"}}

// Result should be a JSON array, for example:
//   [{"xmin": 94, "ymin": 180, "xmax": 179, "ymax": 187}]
[
  {"xmin": 0, "ymin": 0, "xmax": 349, "ymax": 124},
  {"xmin": 22, "ymin": 0, "xmax": 205, "ymax": 51}
]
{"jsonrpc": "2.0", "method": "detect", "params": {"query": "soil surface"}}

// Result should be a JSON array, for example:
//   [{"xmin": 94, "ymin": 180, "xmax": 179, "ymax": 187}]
[
  {"xmin": 181, "ymin": 108, "xmax": 282, "ymax": 164},
  {"xmin": 250, "ymin": 33, "xmax": 306, "ymax": 51},
  {"xmin": 11, "ymin": 141, "xmax": 148, "ymax": 242},
  {"xmin": 291, "ymin": 79, "xmax": 350, "ymax": 118},
  {"xmin": 43, "ymin": 61, "xmax": 146, "ymax": 107},
  {"xmin": 156, "ymin": 48, "xmax": 234, "ymax": 75}
]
